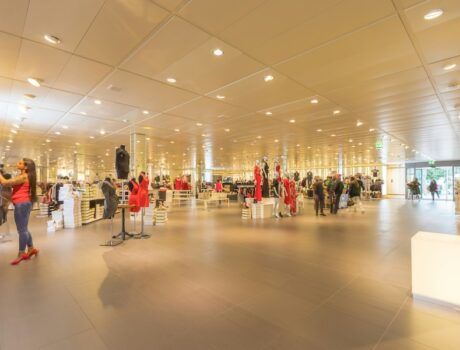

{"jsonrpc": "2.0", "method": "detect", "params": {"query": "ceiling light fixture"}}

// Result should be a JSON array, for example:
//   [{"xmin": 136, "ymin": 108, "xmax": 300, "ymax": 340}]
[
  {"xmin": 80, "ymin": 111, "xmax": 87, "ymax": 115},
  {"xmin": 89, "ymin": 136, "xmax": 95, "ymax": 139},
  {"xmin": 196, "ymin": 122, "xmax": 203, "ymax": 126},
  {"xmin": 257, "ymin": 135, "xmax": 262, "ymax": 139},
  {"xmin": 12, "ymin": 123, "xmax": 19, "ymax": 128},
  {"xmin": 99, "ymin": 129, "xmax": 106, "ymax": 135},
  {"xmin": 317, "ymin": 129, "xmax": 322, "ymax": 132},
  {"xmin": 216, "ymin": 95, "xmax": 225, "ymax": 100},
  {"xmin": 94, "ymin": 99, "xmax": 102, "ymax": 105},
  {"xmin": 122, "ymin": 119, "xmax": 129, "ymax": 123},
  {"xmin": 330, "ymin": 134, "xmax": 336, "ymax": 137},
  {"xmin": 166, "ymin": 77, "xmax": 176, "ymax": 83},
  {"xmin": 11, "ymin": 129, "xmax": 17, "ymax": 134},
  {"xmin": 55, "ymin": 131, "xmax": 61, "ymax": 135},
  {"xmin": 27, "ymin": 77, "xmax": 41, "ymax": 87},
  {"xmin": 310, "ymin": 99, "xmax": 319, "ymax": 104},
  {"xmin": 333, "ymin": 110, "xmax": 341, "ymax": 115},
  {"xmin": 348, "ymin": 139, "xmax": 353, "ymax": 143},
  {"xmin": 213, "ymin": 48, "xmax": 224, "ymax": 56},
  {"xmin": 264, "ymin": 75, "xmax": 274, "ymax": 82},
  {"xmin": 224, "ymin": 128, "xmax": 230, "ymax": 132},
  {"xmin": 8, "ymin": 140, "xmax": 13, "ymax": 143},
  {"xmin": 265, "ymin": 111, "xmax": 272, "ymax": 116},
  {"xmin": 24, "ymin": 93, "xmax": 36, "ymax": 100},
  {"xmin": 170, "ymin": 141, "xmax": 175, "ymax": 144},
  {"xmin": 75, "ymin": 142, "xmax": 80, "ymax": 146},
  {"xmin": 44, "ymin": 34, "xmax": 61, "ymax": 44},
  {"xmin": 424, "ymin": 9, "xmax": 443, "ymax": 20},
  {"xmin": 369, "ymin": 128, "xmax": 375, "ymax": 132},
  {"xmin": 274, "ymin": 139, "xmax": 279, "ymax": 143},
  {"xmin": 142, "ymin": 110, "xmax": 149, "ymax": 115},
  {"xmin": 443, "ymin": 63, "xmax": 457, "ymax": 71},
  {"xmin": 62, "ymin": 125, "xmax": 68, "ymax": 129},
  {"xmin": 289, "ymin": 119, "xmax": 295, "ymax": 123},
  {"xmin": 356, "ymin": 121, "xmax": 363, "ymax": 127},
  {"xmin": 46, "ymin": 139, "xmax": 51, "ymax": 143},
  {"xmin": 174, "ymin": 128, "xmax": 180, "ymax": 132}
]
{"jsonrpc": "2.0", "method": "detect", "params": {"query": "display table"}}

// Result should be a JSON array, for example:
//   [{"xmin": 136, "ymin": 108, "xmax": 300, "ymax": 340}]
[
  {"xmin": 251, "ymin": 202, "xmax": 273, "ymax": 219},
  {"xmin": 412, "ymin": 231, "xmax": 460, "ymax": 307}
]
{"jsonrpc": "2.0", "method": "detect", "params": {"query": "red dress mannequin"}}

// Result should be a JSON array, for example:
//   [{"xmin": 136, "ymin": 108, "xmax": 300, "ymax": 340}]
[
  {"xmin": 290, "ymin": 179, "xmax": 297, "ymax": 214},
  {"xmin": 128, "ymin": 179, "xmax": 140, "ymax": 213},
  {"xmin": 275, "ymin": 163, "xmax": 281, "ymax": 181},
  {"xmin": 138, "ymin": 173, "xmax": 150, "ymax": 208},
  {"xmin": 215, "ymin": 180, "xmax": 223, "ymax": 192},
  {"xmin": 254, "ymin": 164, "xmax": 262, "ymax": 202},
  {"xmin": 283, "ymin": 177, "xmax": 291, "ymax": 207}
]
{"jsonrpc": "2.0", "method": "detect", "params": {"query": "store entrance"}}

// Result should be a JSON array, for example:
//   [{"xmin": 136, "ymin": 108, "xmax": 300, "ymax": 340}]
[{"xmin": 420, "ymin": 167, "xmax": 453, "ymax": 200}]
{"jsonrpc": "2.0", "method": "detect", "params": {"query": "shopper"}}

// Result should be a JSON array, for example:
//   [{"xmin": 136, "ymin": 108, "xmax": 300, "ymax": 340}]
[
  {"xmin": 272, "ymin": 177, "xmax": 281, "ymax": 218},
  {"xmin": 349, "ymin": 176, "xmax": 364, "ymax": 213},
  {"xmin": 325, "ymin": 175, "xmax": 334, "ymax": 214},
  {"xmin": 0, "ymin": 158, "xmax": 39, "ymax": 265},
  {"xmin": 332, "ymin": 174, "xmax": 344, "ymax": 214},
  {"xmin": 312, "ymin": 177, "xmax": 326, "ymax": 216},
  {"xmin": 428, "ymin": 179, "xmax": 439, "ymax": 200}
]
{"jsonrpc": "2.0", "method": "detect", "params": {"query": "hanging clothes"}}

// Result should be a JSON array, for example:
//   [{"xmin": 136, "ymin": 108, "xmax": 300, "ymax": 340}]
[
  {"xmin": 283, "ymin": 177, "xmax": 291, "ymax": 206},
  {"xmin": 101, "ymin": 180, "xmax": 118, "ymax": 219},
  {"xmin": 290, "ymin": 180, "xmax": 297, "ymax": 214},
  {"xmin": 128, "ymin": 179, "xmax": 140, "ymax": 213},
  {"xmin": 138, "ymin": 174, "xmax": 150, "ymax": 208},
  {"xmin": 254, "ymin": 165, "xmax": 262, "ymax": 202}
]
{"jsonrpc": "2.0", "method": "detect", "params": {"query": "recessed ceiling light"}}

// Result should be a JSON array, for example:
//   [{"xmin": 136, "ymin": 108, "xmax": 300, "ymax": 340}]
[
  {"xmin": 27, "ymin": 77, "xmax": 41, "ymax": 87},
  {"xmin": 146, "ymin": 137, "xmax": 151, "ymax": 140},
  {"xmin": 8, "ymin": 140, "xmax": 13, "ymax": 143},
  {"xmin": 62, "ymin": 125, "xmax": 68, "ymax": 129},
  {"xmin": 296, "ymin": 144, "xmax": 300, "ymax": 147},
  {"xmin": 330, "ymin": 134, "xmax": 336, "ymax": 137},
  {"xmin": 216, "ymin": 95, "xmax": 225, "ymax": 100},
  {"xmin": 317, "ymin": 129, "xmax": 322, "ymax": 132},
  {"xmin": 170, "ymin": 141, "xmax": 175, "ymax": 144},
  {"xmin": 310, "ymin": 98, "xmax": 319, "ymax": 104},
  {"xmin": 224, "ymin": 128, "xmax": 230, "ymax": 132},
  {"xmin": 166, "ymin": 77, "xmax": 176, "ymax": 83},
  {"xmin": 443, "ymin": 63, "xmax": 457, "ymax": 71},
  {"xmin": 11, "ymin": 129, "xmax": 17, "ymax": 134},
  {"xmin": 213, "ymin": 48, "xmax": 224, "ymax": 56},
  {"xmin": 55, "ymin": 131, "xmax": 61, "ymax": 135},
  {"xmin": 44, "ymin": 34, "xmax": 61, "ymax": 44},
  {"xmin": 369, "ymin": 128, "xmax": 375, "ymax": 132},
  {"xmin": 19, "ymin": 105, "xmax": 30, "ymax": 113},
  {"xmin": 274, "ymin": 139, "xmax": 279, "ymax": 143},
  {"xmin": 142, "ymin": 110, "xmax": 149, "ymax": 115},
  {"xmin": 122, "ymin": 119, "xmax": 129, "ymax": 123},
  {"xmin": 405, "ymin": 146, "xmax": 409, "ymax": 149},
  {"xmin": 265, "ymin": 111, "xmax": 272, "ymax": 116},
  {"xmin": 24, "ymin": 93, "xmax": 36, "ymax": 100},
  {"xmin": 356, "ymin": 121, "xmax": 363, "ymax": 127},
  {"xmin": 174, "ymin": 128, "xmax": 180, "ymax": 132},
  {"xmin": 46, "ymin": 139, "xmax": 51, "ymax": 143},
  {"xmin": 75, "ymin": 142, "xmax": 80, "ymax": 146},
  {"xmin": 348, "ymin": 139, "xmax": 353, "ymax": 143},
  {"xmin": 99, "ymin": 129, "xmax": 106, "ymax": 135},
  {"xmin": 424, "ymin": 9, "xmax": 443, "ymax": 20},
  {"xmin": 256, "ymin": 135, "xmax": 262, "ymax": 139},
  {"xmin": 289, "ymin": 119, "xmax": 295, "ymax": 123},
  {"xmin": 196, "ymin": 123, "xmax": 203, "ymax": 126},
  {"xmin": 94, "ymin": 99, "xmax": 102, "ymax": 105},
  {"xmin": 89, "ymin": 136, "xmax": 95, "ymax": 139},
  {"xmin": 264, "ymin": 75, "xmax": 274, "ymax": 82},
  {"xmin": 333, "ymin": 110, "xmax": 341, "ymax": 115},
  {"xmin": 201, "ymin": 133, "xmax": 207, "ymax": 137},
  {"xmin": 12, "ymin": 123, "xmax": 19, "ymax": 128}
]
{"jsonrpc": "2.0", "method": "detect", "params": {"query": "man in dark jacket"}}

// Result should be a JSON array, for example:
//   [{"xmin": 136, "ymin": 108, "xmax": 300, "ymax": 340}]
[
  {"xmin": 349, "ymin": 176, "xmax": 364, "ymax": 213},
  {"xmin": 312, "ymin": 177, "xmax": 326, "ymax": 216},
  {"xmin": 332, "ymin": 174, "xmax": 344, "ymax": 214}
]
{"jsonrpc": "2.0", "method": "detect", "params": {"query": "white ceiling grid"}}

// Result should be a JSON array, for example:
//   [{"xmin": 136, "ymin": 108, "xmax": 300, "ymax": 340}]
[{"xmin": 0, "ymin": 0, "xmax": 459, "ymax": 172}]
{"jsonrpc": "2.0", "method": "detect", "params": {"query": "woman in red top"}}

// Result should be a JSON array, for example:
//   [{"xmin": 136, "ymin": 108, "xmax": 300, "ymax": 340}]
[{"xmin": 0, "ymin": 158, "xmax": 39, "ymax": 265}]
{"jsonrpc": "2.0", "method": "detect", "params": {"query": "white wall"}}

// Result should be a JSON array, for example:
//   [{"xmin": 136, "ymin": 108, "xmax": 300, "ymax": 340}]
[{"xmin": 387, "ymin": 166, "xmax": 406, "ymax": 195}]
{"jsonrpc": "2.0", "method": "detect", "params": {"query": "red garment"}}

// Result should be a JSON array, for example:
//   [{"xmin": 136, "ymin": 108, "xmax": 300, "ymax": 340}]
[
  {"xmin": 181, "ymin": 181, "xmax": 189, "ymax": 190},
  {"xmin": 174, "ymin": 177, "xmax": 182, "ymax": 190},
  {"xmin": 12, "ymin": 181, "xmax": 31, "ymax": 204},
  {"xmin": 254, "ymin": 165, "xmax": 262, "ymax": 202},
  {"xmin": 215, "ymin": 181, "xmax": 223, "ymax": 192},
  {"xmin": 128, "ymin": 180, "xmax": 140, "ymax": 212},
  {"xmin": 138, "ymin": 175, "xmax": 150, "ymax": 208},
  {"xmin": 275, "ymin": 164, "xmax": 281, "ymax": 181},
  {"xmin": 290, "ymin": 180, "xmax": 297, "ymax": 214},
  {"xmin": 283, "ymin": 178, "xmax": 291, "ymax": 205}
]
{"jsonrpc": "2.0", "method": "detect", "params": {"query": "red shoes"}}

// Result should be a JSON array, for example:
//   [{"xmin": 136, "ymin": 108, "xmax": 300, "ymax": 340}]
[
  {"xmin": 10, "ymin": 248, "xmax": 39, "ymax": 265},
  {"xmin": 27, "ymin": 248, "xmax": 39, "ymax": 258},
  {"xmin": 10, "ymin": 253, "xmax": 30, "ymax": 265}
]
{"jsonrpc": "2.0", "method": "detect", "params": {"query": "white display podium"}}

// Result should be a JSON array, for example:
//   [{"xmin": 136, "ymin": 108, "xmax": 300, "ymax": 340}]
[{"xmin": 411, "ymin": 231, "xmax": 460, "ymax": 307}]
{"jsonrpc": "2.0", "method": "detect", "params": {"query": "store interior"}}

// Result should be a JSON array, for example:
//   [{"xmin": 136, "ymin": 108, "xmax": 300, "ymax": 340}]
[{"xmin": 1, "ymin": 0, "xmax": 460, "ymax": 349}]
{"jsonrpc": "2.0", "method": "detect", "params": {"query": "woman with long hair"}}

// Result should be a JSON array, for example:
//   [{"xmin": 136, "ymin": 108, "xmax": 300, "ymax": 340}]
[{"xmin": 0, "ymin": 158, "xmax": 39, "ymax": 265}]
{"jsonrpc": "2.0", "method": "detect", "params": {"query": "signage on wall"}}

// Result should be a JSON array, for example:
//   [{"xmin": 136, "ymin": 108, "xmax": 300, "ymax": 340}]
[
  {"xmin": 428, "ymin": 160, "xmax": 436, "ymax": 167},
  {"xmin": 375, "ymin": 140, "xmax": 383, "ymax": 150}
]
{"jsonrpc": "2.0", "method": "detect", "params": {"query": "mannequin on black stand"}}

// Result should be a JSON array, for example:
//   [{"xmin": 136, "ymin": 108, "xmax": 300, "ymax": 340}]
[
  {"xmin": 116, "ymin": 145, "xmax": 130, "ymax": 180},
  {"xmin": 262, "ymin": 156, "xmax": 270, "ymax": 198}
]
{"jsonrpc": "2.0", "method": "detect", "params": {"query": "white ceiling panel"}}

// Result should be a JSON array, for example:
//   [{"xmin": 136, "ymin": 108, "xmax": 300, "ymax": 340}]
[
  {"xmin": 0, "ymin": 32, "xmax": 21, "ymax": 78},
  {"xmin": 153, "ymin": 0, "xmax": 185, "ymax": 12},
  {"xmin": 53, "ymin": 55, "xmax": 112, "ymax": 94},
  {"xmin": 70, "ymin": 96, "xmax": 137, "ymax": 121},
  {"xmin": 91, "ymin": 70, "xmax": 199, "ymax": 112},
  {"xmin": 23, "ymin": 0, "xmax": 105, "ymax": 52},
  {"xmin": 121, "ymin": 16, "xmax": 210, "ymax": 78},
  {"xmin": 14, "ymin": 40, "xmax": 71, "ymax": 86},
  {"xmin": 0, "ymin": 0, "xmax": 29, "ymax": 36},
  {"xmin": 75, "ymin": 0, "xmax": 169, "ymax": 65},
  {"xmin": 275, "ymin": 16, "xmax": 421, "ymax": 94},
  {"xmin": 249, "ymin": 0, "xmax": 396, "ymax": 65},
  {"xmin": 178, "ymin": 0, "xmax": 266, "ymax": 35}
]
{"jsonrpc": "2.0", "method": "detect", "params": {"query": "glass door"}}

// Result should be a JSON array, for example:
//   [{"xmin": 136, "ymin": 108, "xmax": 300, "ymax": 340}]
[{"xmin": 422, "ymin": 167, "xmax": 452, "ymax": 200}]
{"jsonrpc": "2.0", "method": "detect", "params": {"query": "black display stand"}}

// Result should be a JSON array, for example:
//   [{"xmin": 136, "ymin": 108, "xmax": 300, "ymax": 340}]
[{"xmin": 114, "ymin": 204, "xmax": 135, "ymax": 240}]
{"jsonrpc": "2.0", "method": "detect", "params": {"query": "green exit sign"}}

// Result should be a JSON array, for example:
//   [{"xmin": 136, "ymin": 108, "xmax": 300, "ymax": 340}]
[
  {"xmin": 375, "ymin": 141, "xmax": 383, "ymax": 150},
  {"xmin": 428, "ymin": 160, "xmax": 436, "ymax": 167}
]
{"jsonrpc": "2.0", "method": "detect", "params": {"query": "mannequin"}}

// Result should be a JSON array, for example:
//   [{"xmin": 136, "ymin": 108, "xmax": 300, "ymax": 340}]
[
  {"xmin": 283, "ymin": 175, "xmax": 292, "ymax": 216},
  {"xmin": 115, "ymin": 145, "xmax": 130, "ymax": 179},
  {"xmin": 128, "ymin": 178, "xmax": 140, "ymax": 213},
  {"xmin": 293, "ymin": 171, "xmax": 300, "ymax": 182},
  {"xmin": 290, "ymin": 177, "xmax": 297, "ymax": 215},
  {"xmin": 272, "ymin": 177, "xmax": 281, "ymax": 218},
  {"xmin": 306, "ymin": 171, "xmax": 313, "ymax": 187},
  {"xmin": 138, "ymin": 172, "xmax": 150, "ymax": 208},
  {"xmin": 254, "ymin": 160, "xmax": 262, "ymax": 203},
  {"xmin": 101, "ymin": 178, "xmax": 118, "ymax": 219},
  {"xmin": 274, "ymin": 159, "xmax": 281, "ymax": 181},
  {"xmin": 261, "ymin": 156, "xmax": 269, "ymax": 198}
]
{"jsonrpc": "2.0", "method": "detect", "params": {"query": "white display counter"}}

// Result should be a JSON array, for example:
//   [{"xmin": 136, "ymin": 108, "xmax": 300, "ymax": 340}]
[{"xmin": 411, "ymin": 231, "xmax": 460, "ymax": 307}]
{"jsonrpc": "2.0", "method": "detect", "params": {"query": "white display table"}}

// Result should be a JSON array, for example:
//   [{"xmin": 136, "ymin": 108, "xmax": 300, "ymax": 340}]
[{"xmin": 411, "ymin": 231, "xmax": 460, "ymax": 307}]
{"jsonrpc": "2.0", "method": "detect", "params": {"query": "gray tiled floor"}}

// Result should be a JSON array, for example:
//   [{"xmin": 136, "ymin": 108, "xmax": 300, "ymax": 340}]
[{"xmin": 0, "ymin": 199, "xmax": 459, "ymax": 349}]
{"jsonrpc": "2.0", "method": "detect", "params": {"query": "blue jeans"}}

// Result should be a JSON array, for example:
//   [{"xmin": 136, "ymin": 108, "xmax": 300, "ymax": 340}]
[{"xmin": 14, "ymin": 201, "xmax": 33, "ymax": 252}]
